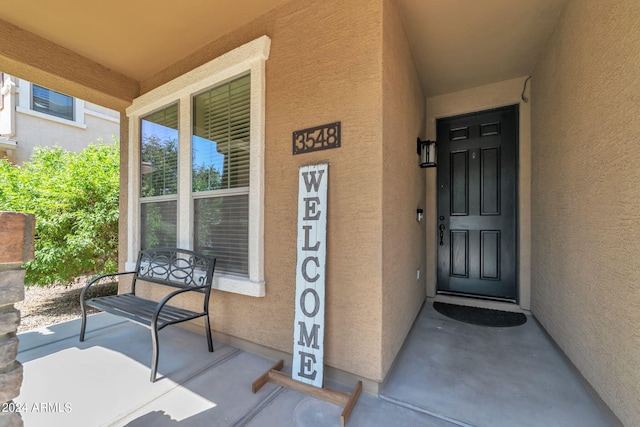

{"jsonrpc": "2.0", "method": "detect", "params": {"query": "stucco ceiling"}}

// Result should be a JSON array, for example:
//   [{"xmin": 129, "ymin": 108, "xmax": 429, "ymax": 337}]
[
  {"xmin": 0, "ymin": 0, "xmax": 290, "ymax": 81},
  {"xmin": 0, "ymin": 0, "xmax": 567, "ymax": 96},
  {"xmin": 397, "ymin": 0, "xmax": 568, "ymax": 96}
]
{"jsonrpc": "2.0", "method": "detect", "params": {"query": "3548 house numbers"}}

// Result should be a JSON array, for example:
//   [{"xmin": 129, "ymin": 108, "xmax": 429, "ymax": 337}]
[{"xmin": 293, "ymin": 122, "xmax": 341, "ymax": 155}]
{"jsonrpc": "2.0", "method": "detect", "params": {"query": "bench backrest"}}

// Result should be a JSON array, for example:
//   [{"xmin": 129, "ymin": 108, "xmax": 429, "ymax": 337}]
[{"xmin": 132, "ymin": 248, "xmax": 216, "ymax": 294}]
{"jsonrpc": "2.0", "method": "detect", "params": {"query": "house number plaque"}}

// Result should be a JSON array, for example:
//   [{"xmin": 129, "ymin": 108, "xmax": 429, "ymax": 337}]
[{"xmin": 293, "ymin": 122, "xmax": 341, "ymax": 155}]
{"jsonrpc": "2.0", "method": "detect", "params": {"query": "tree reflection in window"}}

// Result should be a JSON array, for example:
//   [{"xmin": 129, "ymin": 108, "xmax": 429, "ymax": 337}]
[{"xmin": 141, "ymin": 105, "xmax": 178, "ymax": 197}]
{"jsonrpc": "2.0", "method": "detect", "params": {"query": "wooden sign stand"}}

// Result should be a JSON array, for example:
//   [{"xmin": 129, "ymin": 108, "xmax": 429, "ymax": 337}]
[{"xmin": 252, "ymin": 359, "xmax": 362, "ymax": 426}]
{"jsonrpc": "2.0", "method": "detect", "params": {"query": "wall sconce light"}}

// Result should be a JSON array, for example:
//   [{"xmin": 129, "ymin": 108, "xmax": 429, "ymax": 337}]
[
  {"xmin": 416, "ymin": 208, "xmax": 424, "ymax": 222},
  {"xmin": 417, "ymin": 138, "xmax": 437, "ymax": 168}
]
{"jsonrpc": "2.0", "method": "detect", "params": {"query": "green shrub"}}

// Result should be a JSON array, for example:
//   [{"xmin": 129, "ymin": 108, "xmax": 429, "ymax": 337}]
[{"xmin": 0, "ymin": 141, "xmax": 119, "ymax": 285}]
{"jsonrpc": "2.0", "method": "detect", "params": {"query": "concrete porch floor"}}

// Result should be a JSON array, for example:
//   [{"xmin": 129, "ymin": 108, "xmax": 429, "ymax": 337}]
[{"xmin": 15, "ymin": 302, "xmax": 617, "ymax": 426}]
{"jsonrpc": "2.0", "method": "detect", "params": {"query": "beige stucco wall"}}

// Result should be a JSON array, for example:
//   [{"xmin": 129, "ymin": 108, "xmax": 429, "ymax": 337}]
[
  {"xmin": 132, "ymin": 0, "xmax": 389, "ymax": 382},
  {"xmin": 85, "ymin": 101, "xmax": 120, "ymax": 120},
  {"xmin": 380, "ymin": 0, "xmax": 426, "ymax": 378},
  {"xmin": 530, "ymin": 0, "xmax": 640, "ymax": 425},
  {"xmin": 425, "ymin": 76, "xmax": 532, "ymax": 310},
  {"xmin": 12, "ymin": 112, "xmax": 118, "ymax": 164}
]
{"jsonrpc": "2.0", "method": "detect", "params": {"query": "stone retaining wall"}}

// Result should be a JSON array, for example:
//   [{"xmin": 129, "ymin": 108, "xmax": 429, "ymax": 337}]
[{"xmin": 0, "ymin": 212, "xmax": 35, "ymax": 427}]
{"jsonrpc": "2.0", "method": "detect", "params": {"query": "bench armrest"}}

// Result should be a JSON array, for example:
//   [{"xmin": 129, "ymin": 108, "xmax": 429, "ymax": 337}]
[
  {"xmin": 151, "ymin": 287, "xmax": 208, "ymax": 327},
  {"xmin": 80, "ymin": 271, "xmax": 136, "ymax": 302}
]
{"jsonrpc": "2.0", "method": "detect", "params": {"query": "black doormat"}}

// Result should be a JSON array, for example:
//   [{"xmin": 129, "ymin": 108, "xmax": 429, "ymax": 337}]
[{"xmin": 433, "ymin": 302, "xmax": 526, "ymax": 327}]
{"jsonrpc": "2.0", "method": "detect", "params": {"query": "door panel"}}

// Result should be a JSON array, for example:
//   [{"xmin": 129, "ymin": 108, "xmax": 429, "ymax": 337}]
[
  {"xmin": 450, "ymin": 230, "xmax": 469, "ymax": 277},
  {"xmin": 480, "ymin": 147, "xmax": 500, "ymax": 215},
  {"xmin": 480, "ymin": 230, "xmax": 500, "ymax": 280},
  {"xmin": 436, "ymin": 105, "xmax": 518, "ymax": 301},
  {"xmin": 450, "ymin": 151, "xmax": 469, "ymax": 215}
]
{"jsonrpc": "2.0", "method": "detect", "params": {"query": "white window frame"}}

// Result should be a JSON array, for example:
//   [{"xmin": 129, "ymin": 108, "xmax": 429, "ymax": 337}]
[
  {"xmin": 17, "ymin": 80, "xmax": 87, "ymax": 128},
  {"xmin": 126, "ymin": 35, "xmax": 270, "ymax": 297}
]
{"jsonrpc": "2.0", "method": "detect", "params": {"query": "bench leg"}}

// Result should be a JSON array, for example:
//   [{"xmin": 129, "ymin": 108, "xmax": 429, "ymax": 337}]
[
  {"xmin": 79, "ymin": 299, "xmax": 88, "ymax": 342},
  {"xmin": 151, "ymin": 325, "xmax": 160, "ymax": 382},
  {"xmin": 205, "ymin": 314, "xmax": 213, "ymax": 353}
]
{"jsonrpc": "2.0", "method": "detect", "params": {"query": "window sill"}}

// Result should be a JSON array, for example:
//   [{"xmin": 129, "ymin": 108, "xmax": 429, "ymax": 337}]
[
  {"xmin": 214, "ymin": 274, "xmax": 265, "ymax": 297},
  {"xmin": 125, "ymin": 261, "xmax": 265, "ymax": 297},
  {"xmin": 0, "ymin": 139, "xmax": 17, "ymax": 150},
  {"xmin": 16, "ymin": 106, "xmax": 86, "ymax": 129}
]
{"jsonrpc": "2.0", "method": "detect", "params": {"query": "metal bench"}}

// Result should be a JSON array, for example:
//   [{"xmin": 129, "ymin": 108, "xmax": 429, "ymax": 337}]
[{"xmin": 79, "ymin": 248, "xmax": 216, "ymax": 382}]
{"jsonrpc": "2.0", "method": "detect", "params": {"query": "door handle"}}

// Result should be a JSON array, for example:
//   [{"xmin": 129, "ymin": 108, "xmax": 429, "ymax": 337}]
[{"xmin": 439, "ymin": 224, "xmax": 445, "ymax": 246}]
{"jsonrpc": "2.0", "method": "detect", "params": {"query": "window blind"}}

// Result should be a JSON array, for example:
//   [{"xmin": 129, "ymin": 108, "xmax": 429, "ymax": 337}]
[
  {"xmin": 192, "ymin": 75, "xmax": 251, "ymax": 275},
  {"xmin": 193, "ymin": 75, "xmax": 250, "ymax": 192},
  {"xmin": 32, "ymin": 84, "xmax": 74, "ymax": 121},
  {"xmin": 194, "ymin": 195, "xmax": 249, "ymax": 275}
]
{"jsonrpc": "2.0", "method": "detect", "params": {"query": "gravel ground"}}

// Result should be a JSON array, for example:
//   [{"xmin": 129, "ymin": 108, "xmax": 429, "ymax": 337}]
[{"xmin": 16, "ymin": 280, "xmax": 118, "ymax": 333}]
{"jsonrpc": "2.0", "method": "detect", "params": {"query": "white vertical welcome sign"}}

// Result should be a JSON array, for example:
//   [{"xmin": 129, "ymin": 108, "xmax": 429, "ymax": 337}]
[{"xmin": 292, "ymin": 163, "xmax": 328, "ymax": 388}]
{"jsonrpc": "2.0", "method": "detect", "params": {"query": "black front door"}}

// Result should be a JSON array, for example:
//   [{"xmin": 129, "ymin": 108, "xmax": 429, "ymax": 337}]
[{"xmin": 436, "ymin": 105, "xmax": 518, "ymax": 301}]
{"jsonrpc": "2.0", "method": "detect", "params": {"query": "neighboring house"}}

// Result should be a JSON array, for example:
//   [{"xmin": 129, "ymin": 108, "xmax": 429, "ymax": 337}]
[
  {"xmin": 0, "ymin": 73, "xmax": 119, "ymax": 164},
  {"xmin": 0, "ymin": 1, "xmax": 638, "ymax": 426}
]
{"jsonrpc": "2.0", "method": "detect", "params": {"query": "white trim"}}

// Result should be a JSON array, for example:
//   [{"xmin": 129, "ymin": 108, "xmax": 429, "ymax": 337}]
[
  {"xmin": 248, "ymin": 57, "xmax": 266, "ymax": 284},
  {"xmin": 75, "ymin": 99, "xmax": 86, "ymax": 124},
  {"xmin": 126, "ymin": 35, "xmax": 270, "ymax": 298},
  {"xmin": 177, "ymin": 94, "xmax": 191, "ymax": 250},
  {"xmin": 215, "ymin": 275, "xmax": 265, "ymax": 297},
  {"xmin": 126, "ymin": 36, "xmax": 271, "ymax": 117},
  {"xmin": 192, "ymin": 186, "xmax": 249, "ymax": 199},
  {"xmin": 139, "ymin": 194, "xmax": 178, "ymax": 203},
  {"xmin": 16, "ymin": 106, "xmax": 87, "ymax": 129}
]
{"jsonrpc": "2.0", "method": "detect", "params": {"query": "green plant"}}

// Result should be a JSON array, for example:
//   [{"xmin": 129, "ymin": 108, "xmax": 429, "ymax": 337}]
[{"xmin": 0, "ymin": 140, "xmax": 120, "ymax": 285}]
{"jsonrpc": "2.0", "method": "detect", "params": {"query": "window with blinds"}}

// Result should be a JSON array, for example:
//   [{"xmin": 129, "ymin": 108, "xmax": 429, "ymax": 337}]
[
  {"xmin": 192, "ymin": 75, "xmax": 250, "ymax": 276},
  {"xmin": 128, "ymin": 36, "xmax": 269, "ymax": 294},
  {"xmin": 140, "ymin": 104, "xmax": 179, "ymax": 248},
  {"xmin": 32, "ymin": 84, "xmax": 74, "ymax": 121}
]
